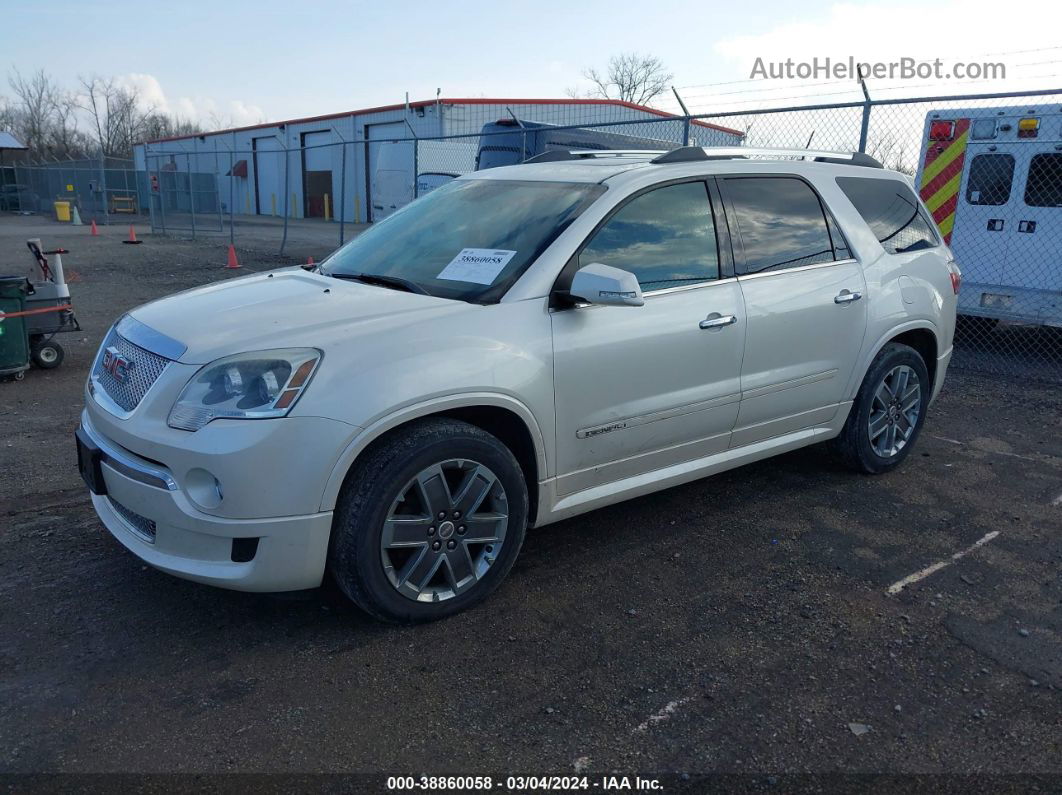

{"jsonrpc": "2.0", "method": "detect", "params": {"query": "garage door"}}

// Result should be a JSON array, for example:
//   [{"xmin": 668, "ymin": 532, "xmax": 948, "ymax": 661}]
[
  {"xmin": 253, "ymin": 136, "xmax": 283, "ymax": 216},
  {"xmin": 302, "ymin": 130, "xmax": 333, "ymax": 218}
]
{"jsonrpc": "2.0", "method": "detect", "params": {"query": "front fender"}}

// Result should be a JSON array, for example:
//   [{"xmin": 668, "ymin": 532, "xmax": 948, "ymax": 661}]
[{"xmin": 318, "ymin": 391, "xmax": 549, "ymax": 511}]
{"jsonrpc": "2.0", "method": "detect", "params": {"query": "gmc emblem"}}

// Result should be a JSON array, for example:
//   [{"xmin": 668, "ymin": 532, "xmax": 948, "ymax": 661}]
[{"xmin": 101, "ymin": 346, "xmax": 135, "ymax": 383}]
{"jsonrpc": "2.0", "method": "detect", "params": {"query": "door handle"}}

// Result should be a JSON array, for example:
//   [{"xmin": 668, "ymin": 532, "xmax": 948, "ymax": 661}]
[
  {"xmin": 834, "ymin": 290, "xmax": 862, "ymax": 304},
  {"xmin": 699, "ymin": 313, "xmax": 737, "ymax": 330}
]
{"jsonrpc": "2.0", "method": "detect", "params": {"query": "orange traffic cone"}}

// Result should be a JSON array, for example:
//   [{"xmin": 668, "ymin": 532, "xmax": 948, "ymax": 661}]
[
  {"xmin": 121, "ymin": 225, "xmax": 141, "ymax": 245},
  {"xmin": 307, "ymin": 256, "xmax": 314, "ymax": 266},
  {"xmin": 90, "ymin": 219, "xmax": 99, "ymax": 236},
  {"xmin": 225, "ymin": 244, "xmax": 240, "ymax": 270}
]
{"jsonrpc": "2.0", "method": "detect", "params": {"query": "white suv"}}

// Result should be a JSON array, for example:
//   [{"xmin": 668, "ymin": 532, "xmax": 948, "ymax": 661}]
[{"xmin": 77, "ymin": 147, "xmax": 959, "ymax": 622}]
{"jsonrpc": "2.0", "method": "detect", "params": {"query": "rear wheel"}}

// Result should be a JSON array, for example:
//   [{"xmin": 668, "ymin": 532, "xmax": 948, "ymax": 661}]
[
  {"xmin": 831, "ymin": 343, "xmax": 929, "ymax": 474},
  {"xmin": 329, "ymin": 418, "xmax": 528, "ymax": 623}
]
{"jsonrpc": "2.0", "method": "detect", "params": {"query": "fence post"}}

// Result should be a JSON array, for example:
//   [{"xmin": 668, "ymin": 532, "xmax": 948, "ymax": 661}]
[
  {"xmin": 145, "ymin": 151, "xmax": 157, "ymax": 233},
  {"xmin": 857, "ymin": 77, "xmax": 872, "ymax": 154},
  {"xmin": 279, "ymin": 133, "xmax": 290, "ymax": 255},
  {"xmin": 671, "ymin": 87, "xmax": 691, "ymax": 146},
  {"xmin": 187, "ymin": 152, "xmax": 196, "ymax": 240},
  {"xmin": 98, "ymin": 149, "xmax": 109, "ymax": 224},
  {"xmin": 155, "ymin": 155, "xmax": 167, "ymax": 236},
  {"xmin": 339, "ymin": 138, "xmax": 348, "ymax": 247}
]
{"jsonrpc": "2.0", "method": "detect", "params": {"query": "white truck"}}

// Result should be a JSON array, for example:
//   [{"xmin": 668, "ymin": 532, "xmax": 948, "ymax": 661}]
[
  {"xmin": 916, "ymin": 105, "xmax": 1062, "ymax": 327},
  {"xmin": 371, "ymin": 139, "xmax": 477, "ymax": 221}
]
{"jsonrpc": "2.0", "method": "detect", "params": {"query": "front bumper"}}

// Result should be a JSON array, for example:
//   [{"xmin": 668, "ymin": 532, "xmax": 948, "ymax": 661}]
[{"xmin": 79, "ymin": 411, "xmax": 341, "ymax": 592}]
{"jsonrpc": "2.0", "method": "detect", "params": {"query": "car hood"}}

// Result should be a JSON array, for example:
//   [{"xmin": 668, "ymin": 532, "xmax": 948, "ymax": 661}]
[{"xmin": 129, "ymin": 268, "xmax": 469, "ymax": 364}]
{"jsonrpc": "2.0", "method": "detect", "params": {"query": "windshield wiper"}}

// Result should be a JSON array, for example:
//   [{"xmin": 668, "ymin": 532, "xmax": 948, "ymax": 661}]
[{"xmin": 329, "ymin": 272, "xmax": 430, "ymax": 295}]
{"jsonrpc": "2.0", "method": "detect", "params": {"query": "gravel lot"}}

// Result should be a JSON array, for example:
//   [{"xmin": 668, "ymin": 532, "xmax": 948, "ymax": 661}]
[{"xmin": 0, "ymin": 215, "xmax": 1059, "ymax": 787}]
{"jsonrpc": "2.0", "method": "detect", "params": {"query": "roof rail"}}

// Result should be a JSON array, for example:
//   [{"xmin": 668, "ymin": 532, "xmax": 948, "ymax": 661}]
[
  {"xmin": 524, "ymin": 149, "xmax": 668, "ymax": 164},
  {"xmin": 650, "ymin": 146, "xmax": 884, "ymax": 168}
]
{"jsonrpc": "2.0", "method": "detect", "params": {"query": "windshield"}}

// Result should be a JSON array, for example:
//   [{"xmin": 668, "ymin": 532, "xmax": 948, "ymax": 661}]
[{"xmin": 323, "ymin": 178, "xmax": 605, "ymax": 302}]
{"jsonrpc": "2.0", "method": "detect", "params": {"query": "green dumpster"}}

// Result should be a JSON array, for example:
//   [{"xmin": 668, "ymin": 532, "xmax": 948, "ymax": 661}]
[{"xmin": 0, "ymin": 276, "xmax": 31, "ymax": 381}]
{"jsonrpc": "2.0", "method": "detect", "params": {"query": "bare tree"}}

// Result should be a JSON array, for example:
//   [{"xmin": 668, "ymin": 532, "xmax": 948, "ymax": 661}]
[
  {"xmin": 866, "ymin": 132, "xmax": 916, "ymax": 175},
  {"xmin": 576, "ymin": 53, "xmax": 674, "ymax": 106},
  {"xmin": 5, "ymin": 69, "xmax": 86, "ymax": 158}
]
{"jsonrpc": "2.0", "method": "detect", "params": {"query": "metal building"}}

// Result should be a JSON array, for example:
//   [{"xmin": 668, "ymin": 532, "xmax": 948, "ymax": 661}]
[{"xmin": 135, "ymin": 97, "xmax": 744, "ymax": 225}]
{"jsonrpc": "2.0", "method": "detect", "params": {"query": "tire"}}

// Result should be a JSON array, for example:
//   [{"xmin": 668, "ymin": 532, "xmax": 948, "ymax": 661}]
[
  {"xmin": 329, "ymin": 417, "xmax": 528, "ymax": 623},
  {"xmin": 31, "ymin": 340, "xmax": 64, "ymax": 369},
  {"xmin": 830, "ymin": 342, "xmax": 930, "ymax": 475}
]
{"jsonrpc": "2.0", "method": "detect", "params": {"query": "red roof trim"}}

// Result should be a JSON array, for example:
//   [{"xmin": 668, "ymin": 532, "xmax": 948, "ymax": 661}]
[{"xmin": 143, "ymin": 97, "xmax": 744, "ymax": 144}]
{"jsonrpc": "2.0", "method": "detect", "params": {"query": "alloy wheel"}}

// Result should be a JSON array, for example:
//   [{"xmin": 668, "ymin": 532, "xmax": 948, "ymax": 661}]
[
  {"xmin": 868, "ymin": 364, "xmax": 922, "ymax": 458},
  {"xmin": 380, "ymin": 459, "xmax": 508, "ymax": 602}
]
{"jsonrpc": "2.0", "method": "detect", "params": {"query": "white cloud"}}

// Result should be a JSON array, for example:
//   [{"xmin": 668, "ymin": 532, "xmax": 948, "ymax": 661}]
[{"xmin": 115, "ymin": 72, "xmax": 265, "ymax": 128}]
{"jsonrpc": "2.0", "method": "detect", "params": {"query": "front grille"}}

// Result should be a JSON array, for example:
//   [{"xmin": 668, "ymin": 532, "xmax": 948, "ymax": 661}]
[
  {"xmin": 92, "ymin": 326, "xmax": 170, "ymax": 413},
  {"xmin": 108, "ymin": 497, "xmax": 157, "ymax": 542}
]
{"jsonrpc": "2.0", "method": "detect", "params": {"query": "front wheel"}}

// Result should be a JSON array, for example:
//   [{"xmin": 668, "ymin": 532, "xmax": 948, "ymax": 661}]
[
  {"xmin": 329, "ymin": 418, "xmax": 528, "ymax": 623},
  {"xmin": 830, "ymin": 343, "xmax": 930, "ymax": 474}
]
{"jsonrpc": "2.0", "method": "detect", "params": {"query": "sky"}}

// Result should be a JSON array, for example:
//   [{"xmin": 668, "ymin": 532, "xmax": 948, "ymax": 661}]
[{"xmin": 3, "ymin": 0, "xmax": 1061, "ymax": 128}]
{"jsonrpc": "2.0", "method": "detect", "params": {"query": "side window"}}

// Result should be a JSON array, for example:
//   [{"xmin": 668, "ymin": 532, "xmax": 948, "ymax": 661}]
[
  {"xmin": 580, "ymin": 181, "xmax": 719, "ymax": 292},
  {"xmin": 966, "ymin": 154, "xmax": 1015, "ymax": 205},
  {"xmin": 836, "ymin": 176, "xmax": 940, "ymax": 255},
  {"xmin": 1024, "ymin": 153, "xmax": 1062, "ymax": 207},
  {"xmin": 724, "ymin": 177, "xmax": 835, "ymax": 275}
]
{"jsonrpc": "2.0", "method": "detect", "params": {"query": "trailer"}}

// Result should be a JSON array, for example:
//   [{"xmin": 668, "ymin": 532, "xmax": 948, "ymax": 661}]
[
  {"xmin": 916, "ymin": 105, "xmax": 1062, "ymax": 326},
  {"xmin": 474, "ymin": 118, "xmax": 683, "ymax": 171}
]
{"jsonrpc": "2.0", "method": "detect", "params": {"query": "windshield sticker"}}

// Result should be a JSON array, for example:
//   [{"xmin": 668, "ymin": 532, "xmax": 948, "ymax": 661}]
[{"xmin": 437, "ymin": 248, "xmax": 517, "ymax": 285}]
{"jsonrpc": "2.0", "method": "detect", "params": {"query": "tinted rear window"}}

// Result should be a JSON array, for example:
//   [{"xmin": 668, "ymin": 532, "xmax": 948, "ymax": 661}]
[
  {"xmin": 1024, "ymin": 153, "xmax": 1062, "ymax": 207},
  {"xmin": 837, "ymin": 176, "xmax": 940, "ymax": 254},
  {"xmin": 966, "ymin": 154, "xmax": 1014, "ymax": 205}
]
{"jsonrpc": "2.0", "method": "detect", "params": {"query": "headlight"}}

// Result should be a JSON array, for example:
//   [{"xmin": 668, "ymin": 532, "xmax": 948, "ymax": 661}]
[{"xmin": 167, "ymin": 348, "xmax": 321, "ymax": 431}]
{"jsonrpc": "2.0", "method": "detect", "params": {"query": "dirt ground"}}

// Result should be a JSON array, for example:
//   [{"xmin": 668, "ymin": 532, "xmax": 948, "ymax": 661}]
[{"xmin": 0, "ymin": 214, "xmax": 1059, "ymax": 788}]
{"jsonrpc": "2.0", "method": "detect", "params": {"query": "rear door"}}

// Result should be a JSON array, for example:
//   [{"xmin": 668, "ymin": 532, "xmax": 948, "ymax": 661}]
[
  {"xmin": 1010, "ymin": 152, "xmax": 1062, "ymax": 314},
  {"xmin": 953, "ymin": 147, "xmax": 1019, "ymax": 296},
  {"xmin": 721, "ymin": 175, "xmax": 867, "ymax": 447},
  {"xmin": 551, "ymin": 180, "xmax": 745, "ymax": 496}
]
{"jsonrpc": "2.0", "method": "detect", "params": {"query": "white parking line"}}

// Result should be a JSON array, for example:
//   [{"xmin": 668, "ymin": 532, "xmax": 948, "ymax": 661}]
[
  {"xmin": 633, "ymin": 696, "xmax": 693, "ymax": 733},
  {"xmin": 886, "ymin": 531, "xmax": 1001, "ymax": 596}
]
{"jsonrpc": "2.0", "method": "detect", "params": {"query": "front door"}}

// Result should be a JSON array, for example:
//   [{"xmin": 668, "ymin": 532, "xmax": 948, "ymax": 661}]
[
  {"xmin": 551, "ymin": 180, "xmax": 745, "ymax": 497},
  {"xmin": 720, "ymin": 175, "xmax": 868, "ymax": 446}
]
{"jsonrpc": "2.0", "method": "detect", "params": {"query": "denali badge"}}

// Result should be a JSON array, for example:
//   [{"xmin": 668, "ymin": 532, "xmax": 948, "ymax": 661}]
[
  {"xmin": 101, "ymin": 346, "xmax": 135, "ymax": 383},
  {"xmin": 577, "ymin": 421, "xmax": 628, "ymax": 439}
]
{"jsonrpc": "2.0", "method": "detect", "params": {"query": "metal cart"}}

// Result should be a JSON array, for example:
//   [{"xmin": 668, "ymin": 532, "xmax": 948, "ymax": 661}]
[{"xmin": 24, "ymin": 238, "xmax": 81, "ymax": 369}]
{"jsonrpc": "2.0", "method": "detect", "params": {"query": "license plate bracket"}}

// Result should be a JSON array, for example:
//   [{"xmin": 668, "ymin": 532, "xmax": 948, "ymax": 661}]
[{"xmin": 75, "ymin": 428, "xmax": 107, "ymax": 496}]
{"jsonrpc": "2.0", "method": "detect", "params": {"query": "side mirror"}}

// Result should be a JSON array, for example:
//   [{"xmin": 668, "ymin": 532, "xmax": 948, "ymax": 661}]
[{"xmin": 568, "ymin": 262, "xmax": 644, "ymax": 307}]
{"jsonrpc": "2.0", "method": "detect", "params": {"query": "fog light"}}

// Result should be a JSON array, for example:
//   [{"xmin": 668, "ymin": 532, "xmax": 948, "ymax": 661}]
[{"xmin": 186, "ymin": 468, "xmax": 224, "ymax": 509}]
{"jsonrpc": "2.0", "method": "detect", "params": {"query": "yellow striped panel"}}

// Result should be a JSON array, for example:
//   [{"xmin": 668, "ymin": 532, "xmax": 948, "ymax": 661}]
[
  {"xmin": 920, "ymin": 131, "xmax": 969, "ymax": 188},
  {"xmin": 925, "ymin": 171, "xmax": 963, "ymax": 213}
]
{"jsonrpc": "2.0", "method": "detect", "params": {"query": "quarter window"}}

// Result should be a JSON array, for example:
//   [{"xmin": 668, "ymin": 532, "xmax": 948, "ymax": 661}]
[
  {"xmin": 837, "ymin": 176, "xmax": 940, "ymax": 254},
  {"xmin": 580, "ymin": 181, "xmax": 720, "ymax": 292},
  {"xmin": 966, "ymin": 154, "xmax": 1015, "ymax": 205},
  {"xmin": 725, "ymin": 177, "xmax": 835, "ymax": 275},
  {"xmin": 1024, "ymin": 153, "xmax": 1062, "ymax": 207}
]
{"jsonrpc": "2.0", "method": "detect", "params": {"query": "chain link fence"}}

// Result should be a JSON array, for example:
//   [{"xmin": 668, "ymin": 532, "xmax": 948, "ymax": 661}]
[
  {"xmin": 5, "ymin": 90, "xmax": 1060, "ymax": 382},
  {"xmin": 1, "ymin": 156, "xmax": 147, "ymax": 223}
]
